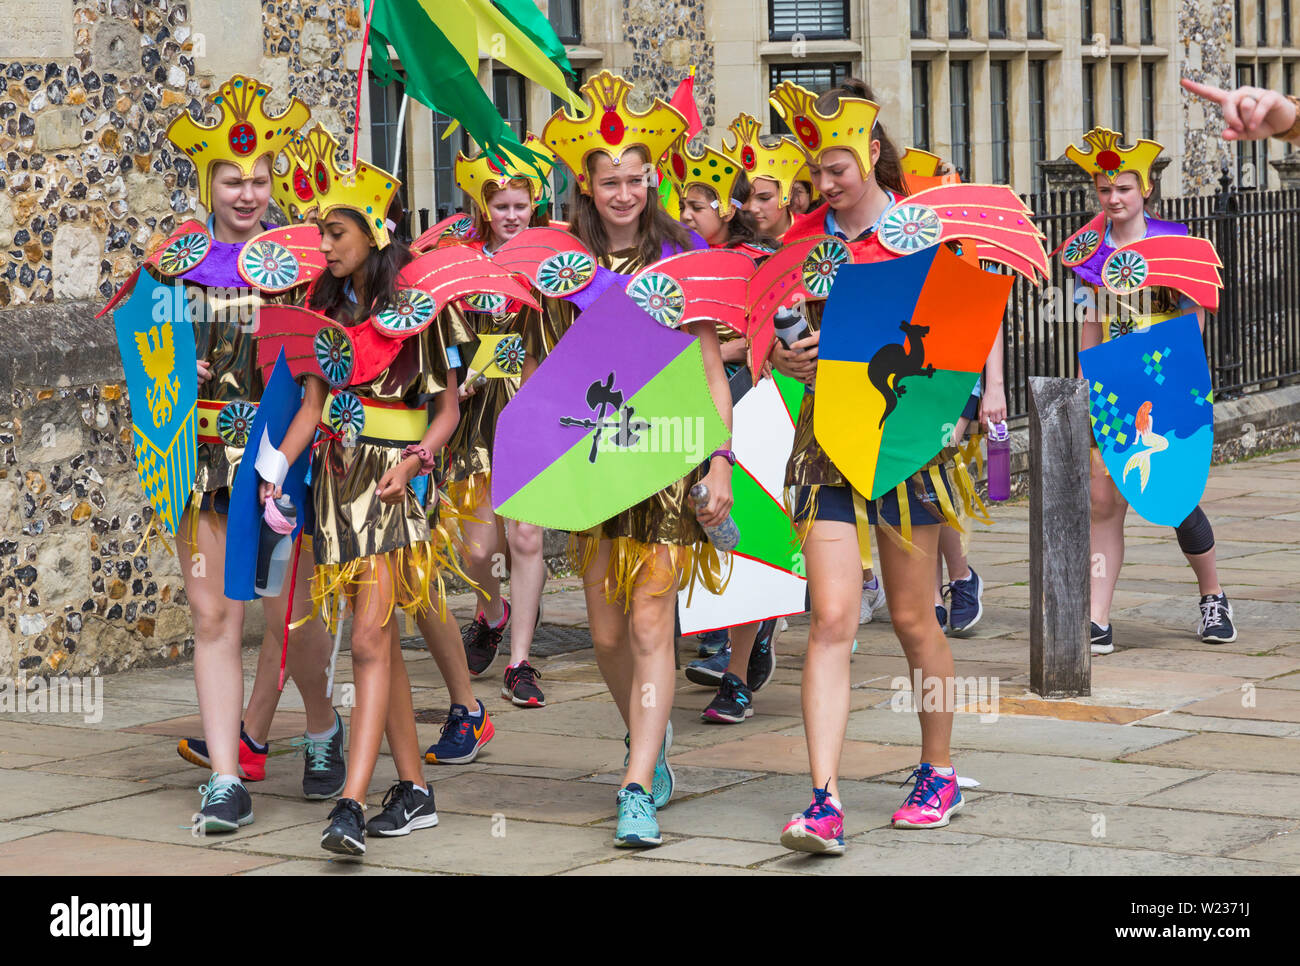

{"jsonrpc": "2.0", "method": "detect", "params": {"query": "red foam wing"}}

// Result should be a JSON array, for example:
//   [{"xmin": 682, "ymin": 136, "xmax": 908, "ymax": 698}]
[
  {"xmin": 1055, "ymin": 212, "xmax": 1107, "ymax": 263},
  {"xmin": 906, "ymin": 183, "xmax": 1049, "ymax": 282},
  {"xmin": 744, "ymin": 235, "xmax": 848, "ymax": 381},
  {"xmin": 411, "ymin": 212, "xmax": 475, "ymax": 253},
  {"xmin": 398, "ymin": 247, "xmax": 539, "ymax": 315},
  {"xmin": 1102, "ymin": 235, "xmax": 1224, "ymax": 313},
  {"xmin": 627, "ymin": 248, "xmax": 755, "ymax": 334},
  {"xmin": 237, "ymin": 224, "xmax": 328, "ymax": 293},
  {"xmin": 96, "ymin": 265, "xmax": 142, "ymax": 319},
  {"xmin": 492, "ymin": 226, "xmax": 595, "ymax": 292},
  {"xmin": 254, "ymin": 305, "xmax": 338, "ymax": 383}
]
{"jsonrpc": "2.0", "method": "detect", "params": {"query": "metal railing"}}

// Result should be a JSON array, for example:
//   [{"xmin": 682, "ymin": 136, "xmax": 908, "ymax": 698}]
[{"xmin": 1002, "ymin": 176, "xmax": 1300, "ymax": 422}]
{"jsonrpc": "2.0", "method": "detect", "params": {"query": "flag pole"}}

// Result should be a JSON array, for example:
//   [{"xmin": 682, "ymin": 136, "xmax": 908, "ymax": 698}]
[{"xmin": 352, "ymin": 0, "xmax": 378, "ymax": 161}]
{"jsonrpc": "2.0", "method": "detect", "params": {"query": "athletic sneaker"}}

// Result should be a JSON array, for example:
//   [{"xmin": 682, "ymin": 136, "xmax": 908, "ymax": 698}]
[
  {"xmin": 859, "ymin": 578, "xmax": 886, "ymax": 623},
  {"xmin": 292, "ymin": 710, "xmax": 347, "ymax": 800},
  {"xmin": 652, "ymin": 719, "xmax": 674, "ymax": 808},
  {"xmin": 946, "ymin": 568, "xmax": 984, "ymax": 635},
  {"xmin": 177, "ymin": 725, "xmax": 267, "ymax": 782},
  {"xmin": 1090, "ymin": 621, "xmax": 1114, "ymax": 655},
  {"xmin": 463, "ymin": 599, "xmax": 510, "ymax": 676},
  {"xmin": 696, "ymin": 627, "xmax": 729, "ymax": 658},
  {"xmin": 364, "ymin": 780, "xmax": 439, "ymax": 837},
  {"xmin": 746, "ymin": 618, "xmax": 778, "ymax": 692},
  {"xmin": 196, "ymin": 774, "xmax": 253, "ymax": 834},
  {"xmin": 321, "ymin": 797, "xmax": 366, "ymax": 856},
  {"xmin": 702, "ymin": 672, "xmax": 754, "ymax": 723},
  {"xmin": 502, "ymin": 660, "xmax": 546, "ymax": 707},
  {"xmin": 685, "ymin": 644, "xmax": 731, "ymax": 687},
  {"xmin": 935, "ymin": 605, "xmax": 948, "ymax": 630},
  {"xmin": 1198, "ymin": 593, "xmax": 1238, "ymax": 644},
  {"xmin": 424, "ymin": 700, "xmax": 495, "ymax": 764},
  {"xmin": 614, "ymin": 783, "xmax": 661, "ymax": 847},
  {"xmin": 892, "ymin": 763, "xmax": 964, "ymax": 828},
  {"xmin": 780, "ymin": 783, "xmax": 845, "ymax": 855}
]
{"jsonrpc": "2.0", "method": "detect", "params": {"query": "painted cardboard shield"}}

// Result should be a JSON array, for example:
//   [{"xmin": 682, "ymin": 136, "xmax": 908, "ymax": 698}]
[
  {"xmin": 814, "ymin": 245, "xmax": 1013, "ymax": 499},
  {"xmin": 1080, "ymin": 313, "xmax": 1213, "ymax": 526},
  {"xmin": 491, "ymin": 286, "xmax": 729, "ymax": 531},
  {"xmin": 678, "ymin": 369, "xmax": 808, "ymax": 633},
  {"xmin": 113, "ymin": 270, "xmax": 199, "ymax": 536}
]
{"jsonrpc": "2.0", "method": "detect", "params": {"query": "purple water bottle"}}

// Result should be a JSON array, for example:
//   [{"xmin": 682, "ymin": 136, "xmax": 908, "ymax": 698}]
[{"xmin": 986, "ymin": 421, "xmax": 1011, "ymax": 502}]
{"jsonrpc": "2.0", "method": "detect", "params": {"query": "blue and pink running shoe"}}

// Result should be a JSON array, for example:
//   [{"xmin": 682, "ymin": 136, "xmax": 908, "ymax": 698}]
[
  {"xmin": 780, "ymin": 783, "xmax": 845, "ymax": 855},
  {"xmin": 891, "ymin": 763, "xmax": 964, "ymax": 828}
]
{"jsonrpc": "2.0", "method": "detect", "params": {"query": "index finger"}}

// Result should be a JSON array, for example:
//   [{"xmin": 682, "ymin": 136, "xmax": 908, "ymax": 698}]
[{"xmin": 1180, "ymin": 77, "xmax": 1230, "ymax": 105}]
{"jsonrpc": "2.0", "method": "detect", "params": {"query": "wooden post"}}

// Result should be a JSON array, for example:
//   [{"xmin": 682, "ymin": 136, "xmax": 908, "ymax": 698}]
[{"xmin": 1028, "ymin": 376, "xmax": 1092, "ymax": 697}]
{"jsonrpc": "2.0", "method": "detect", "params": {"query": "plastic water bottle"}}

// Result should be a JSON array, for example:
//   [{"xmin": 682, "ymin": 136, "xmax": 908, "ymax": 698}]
[
  {"xmin": 986, "ymin": 421, "xmax": 1011, "ymax": 502},
  {"xmin": 255, "ymin": 495, "xmax": 297, "ymax": 597},
  {"xmin": 690, "ymin": 483, "xmax": 740, "ymax": 552},
  {"xmin": 773, "ymin": 306, "xmax": 810, "ymax": 348}
]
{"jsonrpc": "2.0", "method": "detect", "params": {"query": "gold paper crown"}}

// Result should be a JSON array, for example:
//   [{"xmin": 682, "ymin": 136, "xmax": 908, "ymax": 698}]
[
  {"xmin": 900, "ymin": 147, "xmax": 943, "ymax": 179},
  {"xmin": 313, "ymin": 154, "xmax": 402, "ymax": 249},
  {"xmin": 1065, "ymin": 127, "xmax": 1165, "ymax": 194},
  {"xmin": 166, "ymin": 74, "xmax": 310, "ymax": 213},
  {"xmin": 664, "ymin": 135, "xmax": 745, "ymax": 216},
  {"xmin": 542, "ymin": 70, "xmax": 687, "ymax": 194},
  {"xmin": 272, "ymin": 123, "xmax": 344, "ymax": 222},
  {"xmin": 768, "ymin": 81, "xmax": 881, "ymax": 183},
  {"xmin": 720, "ymin": 113, "xmax": 808, "ymax": 208},
  {"xmin": 455, "ymin": 133, "xmax": 557, "ymax": 213}
]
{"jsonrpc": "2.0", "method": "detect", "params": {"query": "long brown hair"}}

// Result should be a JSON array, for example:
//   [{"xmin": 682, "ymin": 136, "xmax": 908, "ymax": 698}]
[
  {"xmin": 815, "ymin": 77, "xmax": 907, "ymax": 197},
  {"xmin": 470, "ymin": 177, "xmax": 551, "ymax": 244},
  {"xmin": 570, "ymin": 145, "xmax": 693, "ymax": 261}
]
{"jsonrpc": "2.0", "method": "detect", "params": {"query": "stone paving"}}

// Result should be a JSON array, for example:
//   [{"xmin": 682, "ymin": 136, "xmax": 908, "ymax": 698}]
[{"xmin": 0, "ymin": 450, "xmax": 1297, "ymax": 875}]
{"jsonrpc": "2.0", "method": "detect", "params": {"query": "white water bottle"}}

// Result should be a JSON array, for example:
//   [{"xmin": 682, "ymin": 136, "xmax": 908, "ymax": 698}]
[
  {"xmin": 255, "ymin": 496, "xmax": 297, "ymax": 598},
  {"xmin": 690, "ymin": 483, "xmax": 740, "ymax": 552}
]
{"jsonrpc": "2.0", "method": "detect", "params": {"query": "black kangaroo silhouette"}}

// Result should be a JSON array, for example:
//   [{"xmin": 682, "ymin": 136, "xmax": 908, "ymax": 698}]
[{"xmin": 867, "ymin": 321, "xmax": 936, "ymax": 428}]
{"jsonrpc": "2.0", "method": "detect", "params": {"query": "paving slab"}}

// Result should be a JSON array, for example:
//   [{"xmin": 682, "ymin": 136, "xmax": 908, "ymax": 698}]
[
  {"xmin": 951, "ymin": 792, "xmax": 1292, "ymax": 856},
  {"xmin": 1228, "ymin": 829, "xmax": 1300, "ymax": 866},
  {"xmin": 0, "ymin": 720, "xmax": 164, "ymax": 761},
  {"xmin": 839, "ymin": 709, "xmax": 1189, "ymax": 759},
  {"xmin": 0, "ymin": 770, "xmax": 149, "ymax": 822},
  {"xmin": 560, "ymin": 857, "xmax": 793, "ymax": 875},
  {"xmin": 123, "ymin": 711, "xmax": 312, "ymax": 740},
  {"xmin": 582, "ymin": 764, "xmax": 763, "ymax": 797},
  {"xmin": 459, "ymin": 730, "xmax": 626, "ymax": 774},
  {"xmin": 0, "ymin": 821, "xmax": 50, "ymax": 845},
  {"xmin": 1083, "ymin": 666, "xmax": 1246, "ymax": 709},
  {"xmin": 429, "ymin": 772, "xmax": 619, "ymax": 824},
  {"xmin": 1260, "ymin": 672, "xmax": 1300, "ymax": 691},
  {"xmin": 1102, "ymin": 649, "xmax": 1300, "ymax": 679},
  {"xmin": 1122, "ymin": 732, "xmax": 1300, "ymax": 774},
  {"xmin": 672, "ymin": 732, "xmax": 919, "ymax": 779},
  {"xmin": 876, "ymin": 751, "xmax": 1203, "ymax": 804},
  {"xmin": 1132, "ymin": 712, "xmax": 1300, "ymax": 738},
  {"xmin": 1180, "ymin": 686, "xmax": 1300, "ymax": 722},
  {"xmin": 0, "ymin": 830, "xmax": 281, "ymax": 876},
  {"xmin": 1135, "ymin": 772, "xmax": 1300, "ymax": 819},
  {"xmin": 0, "ymin": 697, "xmax": 200, "ymax": 731},
  {"xmin": 642, "ymin": 836, "xmax": 792, "ymax": 867},
  {"xmin": 26, "ymin": 737, "xmax": 197, "ymax": 781},
  {"xmin": 239, "ymin": 859, "xmax": 430, "ymax": 875}
]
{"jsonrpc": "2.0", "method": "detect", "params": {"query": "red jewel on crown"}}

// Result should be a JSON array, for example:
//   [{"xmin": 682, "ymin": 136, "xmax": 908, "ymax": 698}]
[
  {"xmin": 670, "ymin": 152, "xmax": 686, "ymax": 180},
  {"xmin": 601, "ymin": 109, "xmax": 625, "ymax": 146},
  {"xmin": 740, "ymin": 145, "xmax": 756, "ymax": 169},
  {"xmin": 1096, "ymin": 149, "xmax": 1122, "ymax": 172},
  {"xmin": 794, "ymin": 116, "xmax": 820, "ymax": 150},
  {"xmin": 314, "ymin": 161, "xmax": 330, "ymax": 193},
  {"xmin": 293, "ymin": 167, "xmax": 313, "ymax": 201},
  {"xmin": 229, "ymin": 122, "xmax": 257, "ymax": 155}
]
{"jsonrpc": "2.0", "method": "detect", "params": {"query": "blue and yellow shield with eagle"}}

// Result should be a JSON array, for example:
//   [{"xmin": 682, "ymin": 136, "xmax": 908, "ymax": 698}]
[{"xmin": 112, "ymin": 270, "xmax": 199, "ymax": 536}]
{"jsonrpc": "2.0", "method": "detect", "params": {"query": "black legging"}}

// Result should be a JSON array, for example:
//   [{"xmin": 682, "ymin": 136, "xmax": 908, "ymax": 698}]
[{"xmin": 1174, "ymin": 505, "xmax": 1214, "ymax": 556}]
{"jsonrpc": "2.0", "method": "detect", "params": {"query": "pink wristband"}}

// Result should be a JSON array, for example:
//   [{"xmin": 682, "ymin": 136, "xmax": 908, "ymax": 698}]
[{"xmin": 401, "ymin": 444, "xmax": 437, "ymax": 476}]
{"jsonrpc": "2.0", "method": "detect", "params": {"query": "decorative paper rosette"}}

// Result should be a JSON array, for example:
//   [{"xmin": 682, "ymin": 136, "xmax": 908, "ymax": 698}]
[
  {"xmin": 238, "ymin": 239, "xmax": 300, "ymax": 291},
  {"xmin": 878, "ymin": 204, "xmax": 943, "ymax": 254},
  {"xmin": 157, "ymin": 231, "xmax": 211, "ymax": 276},
  {"xmin": 801, "ymin": 238, "xmax": 850, "ymax": 298},
  {"xmin": 217, "ymin": 400, "xmax": 257, "ymax": 448},
  {"xmin": 328, "ymin": 391, "xmax": 365, "ymax": 444},
  {"xmin": 374, "ymin": 288, "xmax": 437, "ymax": 337},
  {"xmin": 1064, "ymin": 229, "xmax": 1101, "ymax": 264},
  {"xmin": 493, "ymin": 335, "xmax": 526, "ymax": 375},
  {"xmin": 313, "ymin": 326, "xmax": 354, "ymax": 388},
  {"xmin": 536, "ymin": 250, "xmax": 595, "ymax": 297},
  {"xmin": 465, "ymin": 292, "xmax": 508, "ymax": 315},
  {"xmin": 445, "ymin": 214, "xmax": 473, "ymax": 240},
  {"xmin": 627, "ymin": 271, "xmax": 686, "ymax": 327},
  {"xmin": 1105, "ymin": 250, "xmax": 1148, "ymax": 291}
]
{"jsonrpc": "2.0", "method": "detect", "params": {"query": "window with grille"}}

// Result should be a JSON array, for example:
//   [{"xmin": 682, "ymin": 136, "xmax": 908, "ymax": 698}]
[
  {"xmin": 769, "ymin": 62, "xmax": 853, "ymax": 134},
  {"xmin": 991, "ymin": 61, "xmax": 1010, "ymax": 184},
  {"xmin": 368, "ymin": 73, "xmax": 409, "ymax": 231},
  {"xmin": 432, "ymin": 109, "xmax": 467, "ymax": 221},
  {"xmin": 1140, "ymin": 0, "xmax": 1154, "ymax": 44},
  {"xmin": 493, "ymin": 69, "xmax": 527, "ymax": 140},
  {"xmin": 1028, "ymin": 0, "xmax": 1044, "ymax": 39},
  {"xmin": 1111, "ymin": 63, "xmax": 1126, "ymax": 132},
  {"xmin": 547, "ymin": 0, "xmax": 581, "ymax": 44},
  {"xmin": 950, "ymin": 61, "xmax": 971, "ymax": 179},
  {"xmin": 1110, "ymin": 0, "xmax": 1125, "ymax": 43},
  {"xmin": 1235, "ymin": 0, "xmax": 1243, "ymax": 46},
  {"xmin": 1082, "ymin": 0, "xmax": 1094, "ymax": 42},
  {"xmin": 770, "ymin": 0, "xmax": 850, "ymax": 41},
  {"xmin": 949, "ymin": 0, "xmax": 969, "ymax": 38},
  {"xmin": 989, "ymin": 0, "xmax": 1007, "ymax": 38},
  {"xmin": 1141, "ymin": 62, "xmax": 1156, "ymax": 140},
  {"xmin": 1259, "ymin": 0, "xmax": 1268, "ymax": 45},
  {"xmin": 912, "ymin": 62, "xmax": 931, "ymax": 150},
  {"xmin": 1029, "ymin": 61, "xmax": 1047, "ymax": 193},
  {"xmin": 911, "ymin": 0, "xmax": 928, "ymax": 38},
  {"xmin": 1083, "ymin": 62, "xmax": 1096, "ymax": 131},
  {"xmin": 1286, "ymin": 0, "xmax": 1293, "ymax": 45}
]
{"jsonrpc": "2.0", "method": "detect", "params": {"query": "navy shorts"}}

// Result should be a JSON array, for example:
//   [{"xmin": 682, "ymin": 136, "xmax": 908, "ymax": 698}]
[
  {"xmin": 793, "ymin": 471, "xmax": 951, "ymax": 530},
  {"xmin": 960, "ymin": 393, "xmax": 979, "ymax": 422}
]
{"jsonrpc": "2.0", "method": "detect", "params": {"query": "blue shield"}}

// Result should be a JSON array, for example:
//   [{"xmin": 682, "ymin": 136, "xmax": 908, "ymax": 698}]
[
  {"xmin": 1080, "ymin": 314, "xmax": 1214, "ymax": 527},
  {"xmin": 113, "ymin": 270, "xmax": 199, "ymax": 536}
]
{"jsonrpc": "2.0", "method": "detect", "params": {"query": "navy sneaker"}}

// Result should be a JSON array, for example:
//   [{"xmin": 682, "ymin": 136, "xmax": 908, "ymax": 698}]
[
  {"xmin": 702, "ymin": 672, "xmax": 754, "ymax": 724},
  {"xmin": 196, "ymin": 774, "xmax": 253, "ymax": 834},
  {"xmin": 746, "ymin": 618, "xmax": 777, "ymax": 692},
  {"xmin": 1198, "ymin": 593, "xmax": 1238, "ymax": 644},
  {"xmin": 935, "ymin": 605, "xmax": 948, "ymax": 630},
  {"xmin": 1091, "ymin": 621, "xmax": 1114, "ymax": 655},
  {"xmin": 946, "ymin": 568, "xmax": 984, "ymax": 635},
  {"xmin": 685, "ymin": 644, "xmax": 731, "ymax": 687},
  {"xmin": 424, "ymin": 700, "xmax": 495, "ymax": 764},
  {"xmin": 292, "ymin": 710, "xmax": 347, "ymax": 800},
  {"xmin": 321, "ymin": 797, "xmax": 366, "ymax": 856},
  {"xmin": 696, "ymin": 627, "xmax": 729, "ymax": 658}
]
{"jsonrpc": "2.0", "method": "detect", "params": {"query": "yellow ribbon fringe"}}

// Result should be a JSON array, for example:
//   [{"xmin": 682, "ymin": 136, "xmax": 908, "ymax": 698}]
[{"xmin": 567, "ymin": 532, "xmax": 731, "ymax": 612}]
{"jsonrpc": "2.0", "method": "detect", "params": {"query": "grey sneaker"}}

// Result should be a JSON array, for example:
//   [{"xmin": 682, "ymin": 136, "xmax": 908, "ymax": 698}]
[
  {"xmin": 197, "ymin": 774, "xmax": 253, "ymax": 834},
  {"xmin": 294, "ymin": 710, "xmax": 347, "ymax": 800}
]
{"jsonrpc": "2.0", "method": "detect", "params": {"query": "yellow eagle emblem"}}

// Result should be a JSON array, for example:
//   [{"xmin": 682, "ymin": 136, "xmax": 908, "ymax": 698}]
[{"xmin": 134, "ymin": 323, "xmax": 181, "ymax": 428}]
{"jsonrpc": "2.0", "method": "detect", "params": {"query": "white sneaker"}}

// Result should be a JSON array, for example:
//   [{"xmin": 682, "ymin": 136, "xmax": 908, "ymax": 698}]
[{"xmin": 859, "ymin": 580, "xmax": 886, "ymax": 624}]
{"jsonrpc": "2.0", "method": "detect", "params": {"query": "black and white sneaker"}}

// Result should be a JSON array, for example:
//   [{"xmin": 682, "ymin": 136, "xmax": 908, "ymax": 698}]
[
  {"xmin": 1198, "ymin": 593, "xmax": 1238, "ymax": 644},
  {"xmin": 702, "ymin": 672, "xmax": 754, "ymax": 724},
  {"xmin": 365, "ymin": 780, "xmax": 439, "ymax": 837},
  {"xmin": 746, "ymin": 618, "xmax": 778, "ymax": 692},
  {"xmin": 196, "ymin": 774, "xmax": 253, "ymax": 834},
  {"xmin": 295, "ymin": 710, "xmax": 347, "ymax": 800},
  {"xmin": 321, "ymin": 797, "xmax": 366, "ymax": 856},
  {"xmin": 1090, "ymin": 621, "xmax": 1114, "ymax": 655}
]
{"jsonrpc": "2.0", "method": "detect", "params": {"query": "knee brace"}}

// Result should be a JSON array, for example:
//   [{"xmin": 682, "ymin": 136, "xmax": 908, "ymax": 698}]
[{"xmin": 1174, "ymin": 505, "xmax": 1215, "ymax": 556}]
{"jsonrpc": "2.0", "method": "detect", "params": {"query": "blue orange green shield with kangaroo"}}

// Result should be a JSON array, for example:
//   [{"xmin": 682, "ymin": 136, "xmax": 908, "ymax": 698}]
[{"xmin": 813, "ymin": 245, "xmax": 1013, "ymax": 500}]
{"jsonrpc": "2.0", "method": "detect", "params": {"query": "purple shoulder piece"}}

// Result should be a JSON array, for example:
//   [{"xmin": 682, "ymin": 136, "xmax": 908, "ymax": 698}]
[
  {"xmin": 181, "ymin": 222, "xmax": 274, "ymax": 289},
  {"xmin": 1071, "ymin": 214, "xmax": 1189, "ymax": 287}
]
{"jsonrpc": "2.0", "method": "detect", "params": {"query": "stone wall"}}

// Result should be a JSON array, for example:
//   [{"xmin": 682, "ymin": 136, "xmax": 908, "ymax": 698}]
[
  {"xmin": 623, "ymin": 0, "xmax": 714, "ymax": 129},
  {"xmin": 1177, "ymin": 0, "xmax": 1236, "ymax": 193},
  {"xmin": 0, "ymin": 0, "xmax": 362, "ymax": 311}
]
